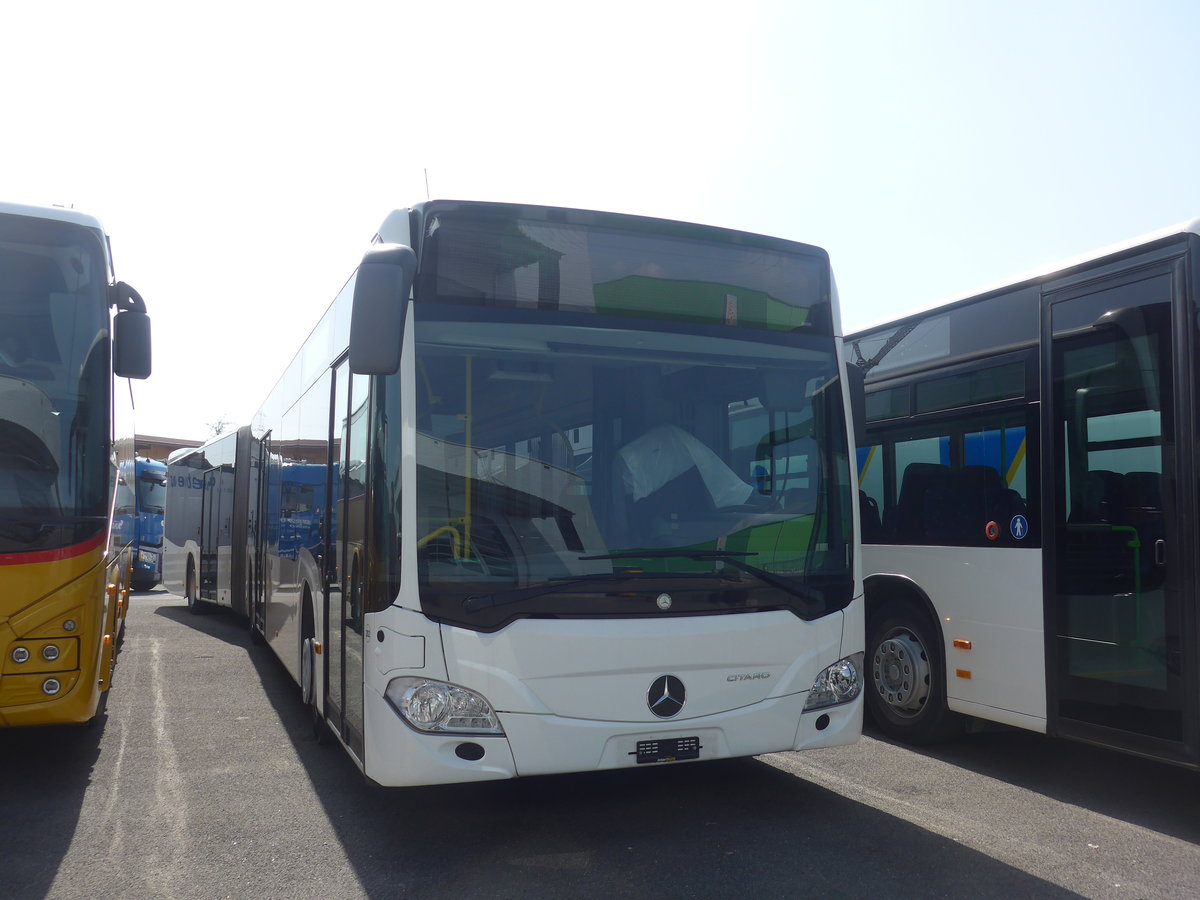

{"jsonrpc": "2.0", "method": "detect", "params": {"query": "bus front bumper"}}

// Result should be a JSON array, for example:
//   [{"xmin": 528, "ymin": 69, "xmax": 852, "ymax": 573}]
[{"xmin": 362, "ymin": 686, "xmax": 861, "ymax": 787}]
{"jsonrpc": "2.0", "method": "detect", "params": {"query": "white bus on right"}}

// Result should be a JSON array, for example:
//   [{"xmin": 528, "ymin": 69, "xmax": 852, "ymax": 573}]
[{"xmin": 848, "ymin": 219, "xmax": 1200, "ymax": 768}]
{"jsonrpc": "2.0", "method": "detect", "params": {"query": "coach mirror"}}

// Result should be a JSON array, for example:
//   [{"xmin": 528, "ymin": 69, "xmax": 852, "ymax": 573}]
[
  {"xmin": 110, "ymin": 281, "xmax": 152, "ymax": 380},
  {"xmin": 350, "ymin": 244, "xmax": 417, "ymax": 375}
]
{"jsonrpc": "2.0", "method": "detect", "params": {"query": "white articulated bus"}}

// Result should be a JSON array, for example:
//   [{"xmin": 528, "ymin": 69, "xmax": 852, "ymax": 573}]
[
  {"xmin": 850, "ymin": 219, "xmax": 1200, "ymax": 769},
  {"xmin": 168, "ymin": 200, "xmax": 864, "ymax": 786}
]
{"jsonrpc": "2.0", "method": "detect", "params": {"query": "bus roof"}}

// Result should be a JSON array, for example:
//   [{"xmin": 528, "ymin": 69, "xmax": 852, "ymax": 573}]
[
  {"xmin": 0, "ymin": 200, "xmax": 107, "ymax": 233},
  {"xmin": 850, "ymin": 217, "xmax": 1200, "ymax": 337},
  {"xmin": 374, "ymin": 199, "xmax": 830, "ymax": 256}
]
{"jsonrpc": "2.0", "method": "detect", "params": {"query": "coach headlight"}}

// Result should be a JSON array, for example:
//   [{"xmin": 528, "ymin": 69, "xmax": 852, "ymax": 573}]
[
  {"xmin": 803, "ymin": 652, "xmax": 864, "ymax": 711},
  {"xmin": 384, "ymin": 677, "xmax": 504, "ymax": 735}
]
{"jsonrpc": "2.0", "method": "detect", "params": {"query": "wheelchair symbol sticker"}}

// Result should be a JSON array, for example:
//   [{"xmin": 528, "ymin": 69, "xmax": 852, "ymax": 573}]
[{"xmin": 1010, "ymin": 515, "xmax": 1029, "ymax": 540}]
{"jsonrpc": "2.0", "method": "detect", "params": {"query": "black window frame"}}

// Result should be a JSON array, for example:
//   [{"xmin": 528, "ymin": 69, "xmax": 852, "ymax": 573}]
[{"xmin": 860, "ymin": 349, "xmax": 1040, "ymax": 548}]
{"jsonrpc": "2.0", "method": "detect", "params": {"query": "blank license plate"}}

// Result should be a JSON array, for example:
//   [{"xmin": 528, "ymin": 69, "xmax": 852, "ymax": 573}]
[{"xmin": 634, "ymin": 736, "xmax": 701, "ymax": 764}]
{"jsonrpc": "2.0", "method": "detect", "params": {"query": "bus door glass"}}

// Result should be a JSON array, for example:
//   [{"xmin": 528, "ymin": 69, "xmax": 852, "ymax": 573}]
[
  {"xmin": 329, "ymin": 358, "xmax": 367, "ymax": 759},
  {"xmin": 200, "ymin": 465, "xmax": 233, "ymax": 602},
  {"xmin": 1047, "ymin": 265, "xmax": 1186, "ymax": 750}
]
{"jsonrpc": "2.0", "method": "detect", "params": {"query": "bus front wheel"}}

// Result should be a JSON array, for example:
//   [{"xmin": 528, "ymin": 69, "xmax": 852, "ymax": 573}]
[{"xmin": 866, "ymin": 602, "xmax": 963, "ymax": 744}]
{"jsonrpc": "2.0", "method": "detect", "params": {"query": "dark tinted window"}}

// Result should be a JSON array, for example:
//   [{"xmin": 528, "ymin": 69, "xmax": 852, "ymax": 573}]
[
  {"xmin": 914, "ymin": 361, "xmax": 1025, "ymax": 414},
  {"xmin": 859, "ymin": 411, "xmax": 1036, "ymax": 548},
  {"xmin": 864, "ymin": 385, "xmax": 909, "ymax": 422},
  {"xmin": 850, "ymin": 287, "xmax": 1039, "ymax": 378},
  {"xmin": 0, "ymin": 214, "xmax": 110, "ymax": 554},
  {"xmin": 417, "ymin": 204, "xmax": 832, "ymax": 334}
]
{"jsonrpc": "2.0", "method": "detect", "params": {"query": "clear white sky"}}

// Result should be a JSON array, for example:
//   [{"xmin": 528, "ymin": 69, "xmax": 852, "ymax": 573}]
[{"xmin": 5, "ymin": 1, "xmax": 1199, "ymax": 440}]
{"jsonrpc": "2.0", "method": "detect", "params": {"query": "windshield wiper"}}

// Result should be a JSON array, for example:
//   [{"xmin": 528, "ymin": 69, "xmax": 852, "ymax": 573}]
[
  {"xmin": 580, "ymin": 549, "xmax": 825, "ymax": 614},
  {"xmin": 463, "ymin": 573, "xmax": 634, "ymax": 612}
]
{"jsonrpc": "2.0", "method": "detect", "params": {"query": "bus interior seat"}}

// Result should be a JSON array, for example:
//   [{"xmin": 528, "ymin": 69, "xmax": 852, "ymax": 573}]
[
  {"xmin": 859, "ymin": 490, "xmax": 883, "ymax": 541},
  {"xmin": 1071, "ymin": 469, "xmax": 1124, "ymax": 524},
  {"xmin": 950, "ymin": 465, "xmax": 1026, "ymax": 542},
  {"xmin": 891, "ymin": 462, "xmax": 952, "ymax": 543},
  {"xmin": 627, "ymin": 464, "xmax": 717, "ymax": 547},
  {"xmin": 1122, "ymin": 471, "xmax": 1162, "ymax": 512}
]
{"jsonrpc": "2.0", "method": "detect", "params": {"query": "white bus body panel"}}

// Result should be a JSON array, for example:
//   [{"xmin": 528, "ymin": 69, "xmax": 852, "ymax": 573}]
[
  {"xmin": 163, "ymin": 464, "xmax": 205, "ymax": 595},
  {"xmin": 440, "ymin": 610, "xmax": 839, "ymax": 719},
  {"xmin": 865, "ymin": 545, "xmax": 1046, "ymax": 727},
  {"xmin": 262, "ymin": 545, "xmax": 324, "ymax": 685},
  {"xmin": 362, "ymin": 604, "xmax": 861, "ymax": 786}
]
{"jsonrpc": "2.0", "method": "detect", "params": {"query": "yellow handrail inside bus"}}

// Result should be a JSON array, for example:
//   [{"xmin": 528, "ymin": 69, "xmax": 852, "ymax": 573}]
[{"xmin": 417, "ymin": 525, "xmax": 462, "ymax": 558}]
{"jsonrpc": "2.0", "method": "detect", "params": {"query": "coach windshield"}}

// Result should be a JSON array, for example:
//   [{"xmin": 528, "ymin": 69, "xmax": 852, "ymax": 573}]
[{"xmin": 0, "ymin": 216, "xmax": 110, "ymax": 556}]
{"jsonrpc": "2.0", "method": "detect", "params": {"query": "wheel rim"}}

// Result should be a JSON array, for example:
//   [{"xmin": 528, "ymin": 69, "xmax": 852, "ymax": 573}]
[{"xmin": 872, "ymin": 628, "xmax": 932, "ymax": 718}]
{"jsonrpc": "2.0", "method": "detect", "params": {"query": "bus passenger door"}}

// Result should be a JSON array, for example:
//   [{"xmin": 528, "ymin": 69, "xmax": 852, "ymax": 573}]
[
  {"xmin": 1046, "ymin": 261, "xmax": 1190, "ymax": 760},
  {"xmin": 328, "ymin": 358, "xmax": 368, "ymax": 760},
  {"xmin": 200, "ymin": 465, "xmax": 232, "ymax": 603}
]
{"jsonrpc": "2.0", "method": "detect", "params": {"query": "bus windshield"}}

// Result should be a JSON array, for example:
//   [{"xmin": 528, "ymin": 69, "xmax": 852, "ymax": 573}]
[
  {"xmin": 137, "ymin": 470, "xmax": 167, "ymax": 515},
  {"xmin": 0, "ymin": 215, "xmax": 110, "ymax": 555},
  {"xmin": 414, "ymin": 306, "xmax": 854, "ymax": 631}
]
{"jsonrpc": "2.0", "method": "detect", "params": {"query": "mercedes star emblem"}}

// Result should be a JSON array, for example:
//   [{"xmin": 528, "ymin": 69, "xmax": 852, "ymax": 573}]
[{"xmin": 647, "ymin": 674, "xmax": 686, "ymax": 718}]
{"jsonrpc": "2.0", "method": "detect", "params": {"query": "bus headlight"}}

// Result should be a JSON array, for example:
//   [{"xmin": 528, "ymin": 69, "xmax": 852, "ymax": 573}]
[
  {"xmin": 803, "ymin": 653, "xmax": 864, "ymax": 711},
  {"xmin": 384, "ymin": 677, "xmax": 504, "ymax": 735}
]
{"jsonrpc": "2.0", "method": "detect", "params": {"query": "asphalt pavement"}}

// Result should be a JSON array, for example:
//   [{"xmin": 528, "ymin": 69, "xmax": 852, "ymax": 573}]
[{"xmin": 3, "ymin": 589, "xmax": 1198, "ymax": 899}]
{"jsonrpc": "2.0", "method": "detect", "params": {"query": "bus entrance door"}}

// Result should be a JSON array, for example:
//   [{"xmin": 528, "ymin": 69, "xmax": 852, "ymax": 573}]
[
  {"xmin": 327, "ymin": 358, "xmax": 367, "ymax": 761},
  {"xmin": 200, "ymin": 463, "xmax": 234, "ymax": 604},
  {"xmin": 1047, "ymin": 262, "xmax": 1190, "ymax": 760}
]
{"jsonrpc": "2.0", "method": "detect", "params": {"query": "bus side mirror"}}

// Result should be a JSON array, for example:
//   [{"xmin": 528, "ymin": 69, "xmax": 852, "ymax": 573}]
[
  {"xmin": 350, "ymin": 244, "xmax": 417, "ymax": 375},
  {"xmin": 113, "ymin": 309, "xmax": 152, "ymax": 379},
  {"xmin": 845, "ymin": 361, "xmax": 866, "ymax": 448}
]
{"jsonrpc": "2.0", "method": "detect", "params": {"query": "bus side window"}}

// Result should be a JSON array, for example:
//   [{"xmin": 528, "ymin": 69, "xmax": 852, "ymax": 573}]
[
  {"xmin": 873, "ymin": 416, "xmax": 1035, "ymax": 547},
  {"xmin": 856, "ymin": 444, "xmax": 884, "ymax": 540}
]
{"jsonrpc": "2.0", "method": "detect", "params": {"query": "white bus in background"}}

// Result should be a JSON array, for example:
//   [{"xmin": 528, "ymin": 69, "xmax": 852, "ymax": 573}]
[
  {"xmin": 164, "ymin": 426, "xmax": 261, "ymax": 621},
  {"xmin": 849, "ymin": 219, "xmax": 1200, "ymax": 769},
  {"xmin": 178, "ymin": 200, "xmax": 864, "ymax": 787}
]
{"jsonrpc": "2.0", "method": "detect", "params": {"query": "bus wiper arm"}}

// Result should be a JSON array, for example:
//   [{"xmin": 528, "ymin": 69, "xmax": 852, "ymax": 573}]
[
  {"xmin": 463, "ymin": 573, "xmax": 633, "ymax": 612},
  {"xmin": 580, "ymin": 550, "xmax": 825, "ymax": 612}
]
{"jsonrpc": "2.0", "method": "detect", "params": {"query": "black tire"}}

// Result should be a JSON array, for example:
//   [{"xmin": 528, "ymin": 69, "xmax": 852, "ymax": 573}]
[
  {"xmin": 185, "ymin": 564, "xmax": 206, "ymax": 615},
  {"xmin": 301, "ymin": 594, "xmax": 327, "ymax": 744},
  {"xmin": 866, "ymin": 601, "xmax": 963, "ymax": 744}
]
